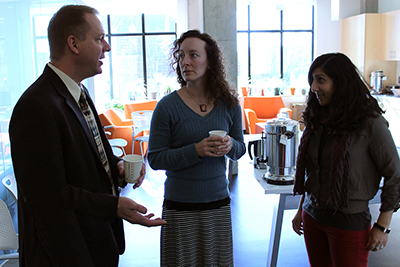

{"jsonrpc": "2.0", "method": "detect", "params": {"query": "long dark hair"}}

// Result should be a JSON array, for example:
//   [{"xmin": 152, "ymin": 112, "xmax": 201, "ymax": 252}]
[
  {"xmin": 294, "ymin": 53, "xmax": 385, "ymax": 208},
  {"xmin": 303, "ymin": 52, "xmax": 383, "ymax": 133},
  {"xmin": 169, "ymin": 29, "xmax": 238, "ymax": 108}
]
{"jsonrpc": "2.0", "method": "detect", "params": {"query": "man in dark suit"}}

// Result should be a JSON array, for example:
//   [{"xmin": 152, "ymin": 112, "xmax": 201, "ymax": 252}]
[{"xmin": 9, "ymin": 5, "xmax": 165, "ymax": 267}]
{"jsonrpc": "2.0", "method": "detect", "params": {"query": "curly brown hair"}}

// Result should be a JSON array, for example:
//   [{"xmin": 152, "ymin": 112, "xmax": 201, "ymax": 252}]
[{"xmin": 169, "ymin": 29, "xmax": 238, "ymax": 108}]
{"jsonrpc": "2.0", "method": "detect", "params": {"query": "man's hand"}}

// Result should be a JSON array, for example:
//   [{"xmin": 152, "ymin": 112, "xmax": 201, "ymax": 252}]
[
  {"xmin": 117, "ymin": 161, "xmax": 145, "ymax": 189},
  {"xmin": 117, "ymin": 196, "xmax": 166, "ymax": 227}
]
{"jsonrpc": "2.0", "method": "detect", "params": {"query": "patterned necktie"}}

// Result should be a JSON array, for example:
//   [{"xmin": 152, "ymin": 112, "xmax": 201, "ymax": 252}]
[{"xmin": 79, "ymin": 89, "xmax": 116, "ymax": 195}]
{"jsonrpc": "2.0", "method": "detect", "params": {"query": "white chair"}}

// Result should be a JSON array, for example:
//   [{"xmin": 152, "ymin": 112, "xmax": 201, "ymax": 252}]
[
  {"xmin": 0, "ymin": 199, "xmax": 18, "ymax": 262},
  {"xmin": 2, "ymin": 175, "xmax": 17, "ymax": 202},
  {"xmin": 108, "ymin": 138, "xmax": 128, "ymax": 156},
  {"xmin": 105, "ymin": 130, "xmax": 128, "ymax": 157},
  {"xmin": 131, "ymin": 110, "xmax": 153, "ymax": 156},
  {"xmin": 111, "ymin": 147, "xmax": 124, "ymax": 157}
]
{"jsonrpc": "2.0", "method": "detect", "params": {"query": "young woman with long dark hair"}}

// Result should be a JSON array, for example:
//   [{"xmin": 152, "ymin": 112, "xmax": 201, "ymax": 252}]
[{"xmin": 292, "ymin": 53, "xmax": 400, "ymax": 267}]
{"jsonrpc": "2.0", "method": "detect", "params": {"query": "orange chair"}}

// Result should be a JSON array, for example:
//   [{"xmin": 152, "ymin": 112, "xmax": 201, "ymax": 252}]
[
  {"xmin": 124, "ymin": 100, "xmax": 157, "ymax": 120},
  {"xmin": 243, "ymin": 96, "xmax": 292, "ymax": 134},
  {"xmin": 99, "ymin": 109, "xmax": 133, "ymax": 155}
]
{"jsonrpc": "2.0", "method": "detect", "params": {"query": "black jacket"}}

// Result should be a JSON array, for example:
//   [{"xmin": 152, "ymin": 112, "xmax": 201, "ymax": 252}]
[{"xmin": 9, "ymin": 65, "xmax": 125, "ymax": 267}]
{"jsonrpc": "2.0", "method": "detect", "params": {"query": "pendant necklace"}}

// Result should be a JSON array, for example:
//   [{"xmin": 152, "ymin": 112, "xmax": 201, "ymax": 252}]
[{"xmin": 186, "ymin": 87, "xmax": 208, "ymax": 112}]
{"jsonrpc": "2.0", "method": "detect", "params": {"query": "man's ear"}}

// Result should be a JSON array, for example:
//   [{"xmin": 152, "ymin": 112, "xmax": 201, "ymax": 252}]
[{"xmin": 67, "ymin": 35, "xmax": 79, "ymax": 55}]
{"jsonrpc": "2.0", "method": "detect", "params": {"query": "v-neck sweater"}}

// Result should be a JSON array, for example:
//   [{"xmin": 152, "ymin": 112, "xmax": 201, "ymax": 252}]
[{"xmin": 147, "ymin": 91, "xmax": 246, "ymax": 203}]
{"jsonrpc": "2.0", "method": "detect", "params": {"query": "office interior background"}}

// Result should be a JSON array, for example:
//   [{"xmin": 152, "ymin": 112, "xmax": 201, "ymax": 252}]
[{"xmin": 1, "ymin": 0, "xmax": 400, "ymax": 254}]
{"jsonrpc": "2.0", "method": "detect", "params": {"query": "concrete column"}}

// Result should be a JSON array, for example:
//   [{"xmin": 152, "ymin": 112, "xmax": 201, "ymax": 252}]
[
  {"xmin": 202, "ymin": 0, "xmax": 237, "ymax": 89},
  {"xmin": 203, "ymin": 0, "xmax": 239, "ymax": 176},
  {"xmin": 360, "ymin": 0, "xmax": 378, "ymax": 13}
]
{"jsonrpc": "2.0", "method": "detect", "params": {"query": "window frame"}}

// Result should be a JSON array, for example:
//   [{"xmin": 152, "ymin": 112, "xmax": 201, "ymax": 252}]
[
  {"xmin": 104, "ymin": 13, "xmax": 177, "ymax": 100},
  {"xmin": 237, "ymin": 4, "xmax": 315, "ymax": 83}
]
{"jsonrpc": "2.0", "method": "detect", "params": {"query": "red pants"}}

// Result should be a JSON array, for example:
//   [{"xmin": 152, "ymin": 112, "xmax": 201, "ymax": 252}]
[{"xmin": 302, "ymin": 210, "xmax": 370, "ymax": 267}]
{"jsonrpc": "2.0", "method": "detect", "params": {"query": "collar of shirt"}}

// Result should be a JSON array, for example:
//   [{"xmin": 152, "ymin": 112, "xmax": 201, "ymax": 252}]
[{"xmin": 47, "ymin": 63, "xmax": 82, "ymax": 104}]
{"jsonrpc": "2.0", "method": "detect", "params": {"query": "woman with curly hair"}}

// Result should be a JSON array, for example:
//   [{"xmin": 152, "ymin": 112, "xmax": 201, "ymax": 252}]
[
  {"xmin": 147, "ymin": 29, "xmax": 245, "ymax": 266},
  {"xmin": 292, "ymin": 52, "xmax": 400, "ymax": 267}
]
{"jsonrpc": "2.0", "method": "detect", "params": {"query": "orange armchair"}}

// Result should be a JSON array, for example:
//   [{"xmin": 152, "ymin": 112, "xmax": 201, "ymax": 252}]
[
  {"xmin": 124, "ymin": 100, "xmax": 158, "ymax": 120},
  {"xmin": 99, "ymin": 109, "xmax": 133, "ymax": 155},
  {"xmin": 243, "ymin": 96, "xmax": 292, "ymax": 134}
]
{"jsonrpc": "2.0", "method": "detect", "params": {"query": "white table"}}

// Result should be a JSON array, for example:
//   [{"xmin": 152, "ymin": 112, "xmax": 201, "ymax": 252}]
[
  {"xmin": 238, "ymin": 134, "xmax": 383, "ymax": 267},
  {"xmin": 237, "ymin": 152, "xmax": 299, "ymax": 267}
]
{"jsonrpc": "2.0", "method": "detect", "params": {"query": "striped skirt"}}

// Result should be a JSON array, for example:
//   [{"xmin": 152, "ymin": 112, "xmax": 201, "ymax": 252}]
[{"xmin": 160, "ymin": 204, "xmax": 233, "ymax": 267}]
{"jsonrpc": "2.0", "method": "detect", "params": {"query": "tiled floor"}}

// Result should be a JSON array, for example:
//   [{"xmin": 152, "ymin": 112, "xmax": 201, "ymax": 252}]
[{"xmin": 118, "ymin": 148, "xmax": 400, "ymax": 267}]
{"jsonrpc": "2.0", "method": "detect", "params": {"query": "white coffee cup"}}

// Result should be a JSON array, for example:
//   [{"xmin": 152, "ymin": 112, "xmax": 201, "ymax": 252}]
[
  {"xmin": 123, "ymin": 154, "xmax": 144, "ymax": 183},
  {"xmin": 209, "ymin": 130, "xmax": 227, "ymax": 137}
]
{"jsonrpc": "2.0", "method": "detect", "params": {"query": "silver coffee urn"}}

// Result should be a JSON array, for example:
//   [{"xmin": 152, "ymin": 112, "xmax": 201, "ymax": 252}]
[
  {"xmin": 370, "ymin": 70, "xmax": 387, "ymax": 94},
  {"xmin": 248, "ymin": 132, "xmax": 267, "ymax": 169},
  {"xmin": 262, "ymin": 113, "xmax": 299, "ymax": 185}
]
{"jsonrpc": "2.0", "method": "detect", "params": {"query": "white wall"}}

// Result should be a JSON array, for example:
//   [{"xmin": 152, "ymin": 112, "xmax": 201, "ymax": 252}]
[
  {"xmin": 315, "ymin": 0, "xmax": 400, "ymax": 82},
  {"xmin": 379, "ymin": 0, "xmax": 400, "ymax": 13},
  {"xmin": 314, "ymin": 0, "xmax": 364, "ymax": 57},
  {"xmin": 177, "ymin": 0, "xmax": 189, "ymax": 36},
  {"xmin": 379, "ymin": 0, "xmax": 400, "ymax": 81},
  {"xmin": 314, "ymin": 0, "xmax": 342, "ymax": 56}
]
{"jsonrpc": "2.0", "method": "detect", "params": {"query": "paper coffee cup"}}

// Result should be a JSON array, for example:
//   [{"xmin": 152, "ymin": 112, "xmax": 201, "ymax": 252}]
[
  {"xmin": 123, "ymin": 154, "xmax": 144, "ymax": 183},
  {"xmin": 209, "ymin": 130, "xmax": 227, "ymax": 137}
]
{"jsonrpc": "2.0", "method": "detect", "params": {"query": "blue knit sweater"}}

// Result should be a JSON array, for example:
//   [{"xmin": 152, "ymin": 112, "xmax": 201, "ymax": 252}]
[{"xmin": 147, "ymin": 91, "xmax": 246, "ymax": 203}]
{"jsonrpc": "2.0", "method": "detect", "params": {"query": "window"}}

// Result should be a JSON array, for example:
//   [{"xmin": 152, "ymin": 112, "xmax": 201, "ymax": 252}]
[
  {"xmin": 237, "ymin": 1, "xmax": 314, "ymax": 95},
  {"xmin": 95, "ymin": 13, "xmax": 178, "ymax": 111},
  {"xmin": 29, "ymin": 11, "xmax": 178, "ymax": 110},
  {"xmin": 0, "ymin": 0, "xmax": 178, "ymax": 182}
]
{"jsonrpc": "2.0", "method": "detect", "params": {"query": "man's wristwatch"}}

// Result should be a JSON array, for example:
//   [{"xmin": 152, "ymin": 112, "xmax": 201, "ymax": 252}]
[{"xmin": 373, "ymin": 222, "xmax": 391, "ymax": 234}]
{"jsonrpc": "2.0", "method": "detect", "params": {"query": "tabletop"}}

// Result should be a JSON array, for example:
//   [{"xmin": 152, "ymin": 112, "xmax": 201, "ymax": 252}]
[{"xmin": 240, "ymin": 134, "xmax": 295, "ymax": 195}]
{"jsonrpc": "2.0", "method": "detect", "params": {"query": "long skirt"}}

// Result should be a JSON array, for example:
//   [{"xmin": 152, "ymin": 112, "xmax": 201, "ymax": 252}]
[{"xmin": 160, "ymin": 204, "xmax": 233, "ymax": 267}]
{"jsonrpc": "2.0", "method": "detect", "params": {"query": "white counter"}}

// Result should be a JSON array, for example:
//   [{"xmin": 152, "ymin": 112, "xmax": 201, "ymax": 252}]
[
  {"xmin": 374, "ymin": 95, "xmax": 400, "ymax": 147},
  {"xmin": 238, "ymin": 133, "xmax": 383, "ymax": 267},
  {"xmin": 240, "ymin": 134, "xmax": 298, "ymax": 267}
]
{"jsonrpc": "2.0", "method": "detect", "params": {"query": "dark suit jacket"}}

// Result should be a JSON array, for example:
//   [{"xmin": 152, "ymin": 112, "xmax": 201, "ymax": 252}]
[{"xmin": 9, "ymin": 65, "xmax": 125, "ymax": 267}]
